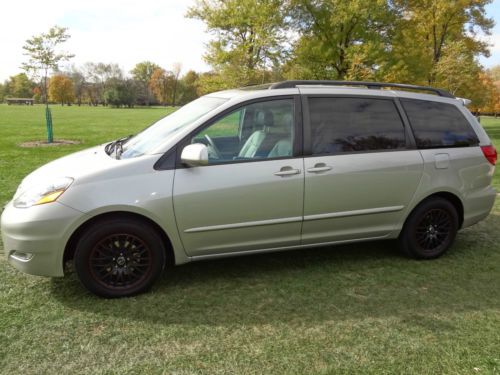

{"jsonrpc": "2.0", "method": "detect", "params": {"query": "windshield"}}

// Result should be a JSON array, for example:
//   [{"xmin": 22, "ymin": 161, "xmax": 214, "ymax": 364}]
[{"xmin": 119, "ymin": 96, "xmax": 228, "ymax": 159}]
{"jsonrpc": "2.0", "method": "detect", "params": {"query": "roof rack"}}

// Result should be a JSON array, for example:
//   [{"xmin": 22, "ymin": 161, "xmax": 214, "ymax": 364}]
[{"xmin": 268, "ymin": 80, "xmax": 455, "ymax": 98}]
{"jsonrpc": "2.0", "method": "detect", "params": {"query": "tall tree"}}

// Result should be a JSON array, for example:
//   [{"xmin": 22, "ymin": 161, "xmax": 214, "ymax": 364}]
[
  {"xmin": 0, "ymin": 82, "xmax": 6, "ymax": 102},
  {"xmin": 67, "ymin": 65, "xmax": 86, "ymax": 106},
  {"xmin": 149, "ymin": 68, "xmax": 174, "ymax": 105},
  {"xmin": 178, "ymin": 70, "xmax": 200, "ymax": 104},
  {"xmin": 21, "ymin": 26, "xmax": 74, "ymax": 103},
  {"xmin": 8, "ymin": 73, "xmax": 34, "ymax": 98},
  {"xmin": 387, "ymin": 0, "xmax": 494, "ymax": 85},
  {"xmin": 285, "ymin": 0, "xmax": 395, "ymax": 80},
  {"xmin": 49, "ymin": 74, "xmax": 75, "ymax": 105},
  {"xmin": 21, "ymin": 26, "xmax": 74, "ymax": 142},
  {"xmin": 187, "ymin": 0, "xmax": 289, "ymax": 88},
  {"xmin": 82, "ymin": 62, "xmax": 123, "ymax": 105},
  {"xmin": 103, "ymin": 78, "xmax": 139, "ymax": 108},
  {"xmin": 171, "ymin": 62, "xmax": 182, "ymax": 106},
  {"xmin": 130, "ymin": 61, "xmax": 160, "ymax": 105}
]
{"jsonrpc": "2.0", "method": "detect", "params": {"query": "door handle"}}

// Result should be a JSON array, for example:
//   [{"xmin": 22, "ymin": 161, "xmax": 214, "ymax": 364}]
[
  {"xmin": 307, "ymin": 163, "xmax": 332, "ymax": 173},
  {"xmin": 274, "ymin": 166, "xmax": 301, "ymax": 177}
]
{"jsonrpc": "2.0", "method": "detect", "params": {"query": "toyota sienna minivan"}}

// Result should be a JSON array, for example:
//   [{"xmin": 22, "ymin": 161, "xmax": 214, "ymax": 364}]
[{"xmin": 1, "ymin": 81, "xmax": 497, "ymax": 297}]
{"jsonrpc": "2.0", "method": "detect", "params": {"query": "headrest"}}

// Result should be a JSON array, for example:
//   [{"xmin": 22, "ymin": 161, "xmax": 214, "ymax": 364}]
[
  {"xmin": 256, "ymin": 110, "xmax": 274, "ymax": 128},
  {"xmin": 265, "ymin": 112, "xmax": 293, "ymax": 134}
]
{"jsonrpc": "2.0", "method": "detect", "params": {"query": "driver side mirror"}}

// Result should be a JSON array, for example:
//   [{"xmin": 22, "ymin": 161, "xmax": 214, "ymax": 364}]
[{"xmin": 181, "ymin": 143, "xmax": 209, "ymax": 167}]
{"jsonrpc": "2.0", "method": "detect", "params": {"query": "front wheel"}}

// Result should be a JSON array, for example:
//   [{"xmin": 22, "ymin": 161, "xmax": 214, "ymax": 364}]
[
  {"xmin": 399, "ymin": 197, "xmax": 459, "ymax": 259},
  {"xmin": 74, "ymin": 218, "xmax": 166, "ymax": 298}
]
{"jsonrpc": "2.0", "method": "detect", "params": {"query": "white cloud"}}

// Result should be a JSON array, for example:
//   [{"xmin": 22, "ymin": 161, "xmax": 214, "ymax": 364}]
[{"xmin": 0, "ymin": 0, "xmax": 210, "ymax": 81}]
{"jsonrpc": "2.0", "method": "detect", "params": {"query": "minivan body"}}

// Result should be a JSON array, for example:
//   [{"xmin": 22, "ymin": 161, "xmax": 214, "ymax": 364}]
[{"xmin": 1, "ymin": 81, "xmax": 497, "ymax": 297}]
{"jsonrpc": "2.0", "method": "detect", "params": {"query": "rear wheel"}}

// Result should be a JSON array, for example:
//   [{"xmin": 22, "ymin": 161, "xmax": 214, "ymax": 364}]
[
  {"xmin": 74, "ymin": 218, "xmax": 166, "ymax": 298},
  {"xmin": 399, "ymin": 197, "xmax": 459, "ymax": 259}
]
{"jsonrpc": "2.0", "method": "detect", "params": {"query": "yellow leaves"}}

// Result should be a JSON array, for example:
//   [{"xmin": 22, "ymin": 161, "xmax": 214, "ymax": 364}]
[{"xmin": 48, "ymin": 75, "xmax": 74, "ymax": 105}]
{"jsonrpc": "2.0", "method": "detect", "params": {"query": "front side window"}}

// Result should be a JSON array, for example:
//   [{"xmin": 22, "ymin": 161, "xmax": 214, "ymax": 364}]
[
  {"xmin": 190, "ymin": 99, "xmax": 295, "ymax": 164},
  {"xmin": 308, "ymin": 97, "xmax": 406, "ymax": 155},
  {"xmin": 401, "ymin": 99, "xmax": 479, "ymax": 148}
]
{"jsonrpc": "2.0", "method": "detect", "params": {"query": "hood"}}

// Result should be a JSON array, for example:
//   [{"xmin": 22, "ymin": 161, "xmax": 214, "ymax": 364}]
[{"xmin": 15, "ymin": 145, "xmax": 117, "ymax": 197}]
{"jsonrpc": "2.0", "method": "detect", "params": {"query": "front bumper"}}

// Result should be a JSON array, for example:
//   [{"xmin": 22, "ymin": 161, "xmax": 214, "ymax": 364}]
[{"xmin": 1, "ymin": 201, "xmax": 83, "ymax": 277}]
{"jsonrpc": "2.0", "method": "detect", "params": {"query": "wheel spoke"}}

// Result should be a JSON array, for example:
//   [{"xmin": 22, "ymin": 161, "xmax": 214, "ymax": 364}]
[
  {"xmin": 414, "ymin": 208, "xmax": 453, "ymax": 252},
  {"xmin": 89, "ymin": 232, "xmax": 153, "ymax": 290}
]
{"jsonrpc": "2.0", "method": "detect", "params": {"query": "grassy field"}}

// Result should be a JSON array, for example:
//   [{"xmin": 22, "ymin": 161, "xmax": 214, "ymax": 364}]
[{"xmin": 0, "ymin": 104, "xmax": 499, "ymax": 374}]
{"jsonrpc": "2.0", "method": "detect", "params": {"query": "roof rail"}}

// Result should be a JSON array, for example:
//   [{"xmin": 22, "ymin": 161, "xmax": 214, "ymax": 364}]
[{"xmin": 268, "ymin": 80, "xmax": 455, "ymax": 98}]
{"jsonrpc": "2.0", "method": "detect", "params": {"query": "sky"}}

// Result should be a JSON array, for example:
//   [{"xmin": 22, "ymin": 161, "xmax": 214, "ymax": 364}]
[
  {"xmin": 0, "ymin": 0, "xmax": 210, "ymax": 81},
  {"xmin": 0, "ymin": 0, "xmax": 499, "ymax": 82}
]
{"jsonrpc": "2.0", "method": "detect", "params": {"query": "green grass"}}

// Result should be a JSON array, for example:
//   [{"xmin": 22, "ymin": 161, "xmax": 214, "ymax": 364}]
[{"xmin": 0, "ymin": 105, "xmax": 500, "ymax": 374}]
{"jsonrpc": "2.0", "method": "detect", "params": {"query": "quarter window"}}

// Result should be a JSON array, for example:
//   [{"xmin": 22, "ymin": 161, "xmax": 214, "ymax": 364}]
[
  {"xmin": 308, "ymin": 97, "xmax": 406, "ymax": 155},
  {"xmin": 401, "ymin": 99, "xmax": 479, "ymax": 148}
]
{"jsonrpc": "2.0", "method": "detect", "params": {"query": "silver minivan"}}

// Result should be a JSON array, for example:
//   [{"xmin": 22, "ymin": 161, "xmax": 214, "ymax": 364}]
[{"xmin": 1, "ymin": 81, "xmax": 497, "ymax": 297}]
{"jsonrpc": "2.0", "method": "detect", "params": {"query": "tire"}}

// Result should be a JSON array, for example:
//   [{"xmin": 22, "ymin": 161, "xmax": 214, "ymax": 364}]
[
  {"xmin": 399, "ymin": 197, "xmax": 459, "ymax": 259},
  {"xmin": 74, "ymin": 218, "xmax": 166, "ymax": 298}
]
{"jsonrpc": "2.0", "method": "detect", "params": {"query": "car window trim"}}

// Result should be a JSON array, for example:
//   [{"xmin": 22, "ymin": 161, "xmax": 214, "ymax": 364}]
[
  {"xmin": 301, "ymin": 94, "xmax": 413, "ymax": 157},
  {"xmin": 172, "ymin": 95, "xmax": 304, "ymax": 169}
]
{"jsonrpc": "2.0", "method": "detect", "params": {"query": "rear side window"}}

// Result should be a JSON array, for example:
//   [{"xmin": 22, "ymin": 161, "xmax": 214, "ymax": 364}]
[
  {"xmin": 308, "ymin": 97, "xmax": 406, "ymax": 155},
  {"xmin": 401, "ymin": 99, "xmax": 479, "ymax": 148}
]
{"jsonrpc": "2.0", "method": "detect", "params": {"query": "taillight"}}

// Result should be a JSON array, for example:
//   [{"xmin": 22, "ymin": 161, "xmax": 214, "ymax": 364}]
[{"xmin": 481, "ymin": 145, "xmax": 497, "ymax": 166}]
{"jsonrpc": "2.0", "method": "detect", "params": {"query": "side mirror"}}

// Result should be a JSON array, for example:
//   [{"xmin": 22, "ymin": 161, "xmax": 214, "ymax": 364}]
[{"xmin": 181, "ymin": 143, "xmax": 209, "ymax": 167}]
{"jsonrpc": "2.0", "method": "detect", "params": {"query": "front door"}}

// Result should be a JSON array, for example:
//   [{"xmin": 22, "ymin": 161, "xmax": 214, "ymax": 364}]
[{"xmin": 173, "ymin": 97, "xmax": 304, "ymax": 256}]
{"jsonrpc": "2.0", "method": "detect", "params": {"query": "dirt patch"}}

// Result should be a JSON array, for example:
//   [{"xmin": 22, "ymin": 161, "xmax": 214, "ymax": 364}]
[{"xmin": 19, "ymin": 139, "xmax": 81, "ymax": 148}]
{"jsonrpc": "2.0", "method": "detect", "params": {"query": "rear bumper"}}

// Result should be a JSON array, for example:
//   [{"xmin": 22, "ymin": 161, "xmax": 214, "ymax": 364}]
[
  {"xmin": 1, "ymin": 201, "xmax": 83, "ymax": 277},
  {"xmin": 462, "ymin": 186, "xmax": 497, "ymax": 228}
]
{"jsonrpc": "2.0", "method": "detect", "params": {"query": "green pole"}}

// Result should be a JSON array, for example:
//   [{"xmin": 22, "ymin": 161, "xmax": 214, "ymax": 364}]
[{"xmin": 45, "ymin": 105, "xmax": 53, "ymax": 143}]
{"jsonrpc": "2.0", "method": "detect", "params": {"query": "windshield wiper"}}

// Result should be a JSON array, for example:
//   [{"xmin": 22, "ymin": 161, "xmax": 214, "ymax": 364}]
[{"xmin": 105, "ymin": 135, "xmax": 133, "ymax": 157}]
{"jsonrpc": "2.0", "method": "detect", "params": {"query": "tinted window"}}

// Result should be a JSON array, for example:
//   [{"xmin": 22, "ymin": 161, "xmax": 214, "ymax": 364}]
[
  {"xmin": 309, "ymin": 97, "xmax": 406, "ymax": 155},
  {"xmin": 401, "ymin": 99, "xmax": 478, "ymax": 148}
]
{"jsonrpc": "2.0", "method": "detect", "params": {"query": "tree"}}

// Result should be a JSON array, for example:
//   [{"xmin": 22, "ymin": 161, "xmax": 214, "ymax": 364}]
[
  {"xmin": 187, "ymin": 0, "xmax": 289, "ymax": 88},
  {"xmin": 67, "ymin": 66, "xmax": 86, "ymax": 105},
  {"xmin": 386, "ymin": 0, "xmax": 494, "ymax": 85},
  {"xmin": 82, "ymin": 62, "xmax": 123, "ymax": 105},
  {"xmin": 149, "ymin": 68, "xmax": 175, "ymax": 105},
  {"xmin": 21, "ymin": 26, "xmax": 74, "ymax": 142},
  {"xmin": 178, "ymin": 70, "xmax": 200, "ymax": 104},
  {"xmin": 8, "ymin": 73, "xmax": 34, "ymax": 98},
  {"xmin": 489, "ymin": 65, "xmax": 500, "ymax": 88},
  {"xmin": 475, "ymin": 69, "xmax": 500, "ymax": 115},
  {"xmin": 131, "ymin": 61, "xmax": 160, "ymax": 105},
  {"xmin": 0, "ymin": 82, "xmax": 6, "ymax": 102},
  {"xmin": 171, "ymin": 62, "xmax": 182, "ymax": 106},
  {"xmin": 103, "ymin": 78, "xmax": 139, "ymax": 108},
  {"xmin": 49, "ymin": 74, "xmax": 75, "ymax": 105},
  {"xmin": 284, "ymin": 0, "xmax": 395, "ymax": 80}
]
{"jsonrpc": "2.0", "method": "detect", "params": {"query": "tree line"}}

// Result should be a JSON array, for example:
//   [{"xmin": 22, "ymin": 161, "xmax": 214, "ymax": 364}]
[
  {"xmin": 0, "ymin": 61, "xmax": 206, "ymax": 108},
  {"xmin": 1, "ymin": 0, "xmax": 499, "ymax": 114}
]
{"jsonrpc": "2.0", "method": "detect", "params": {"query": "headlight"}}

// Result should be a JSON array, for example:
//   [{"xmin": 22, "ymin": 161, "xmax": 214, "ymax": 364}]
[{"xmin": 13, "ymin": 177, "xmax": 74, "ymax": 208}]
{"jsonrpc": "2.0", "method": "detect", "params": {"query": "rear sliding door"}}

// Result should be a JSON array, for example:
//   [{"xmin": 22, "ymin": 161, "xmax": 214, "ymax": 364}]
[{"xmin": 301, "ymin": 96, "xmax": 424, "ymax": 244}]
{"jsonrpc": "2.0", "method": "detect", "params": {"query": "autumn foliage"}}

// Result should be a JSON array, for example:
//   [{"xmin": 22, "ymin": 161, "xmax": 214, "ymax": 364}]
[{"xmin": 49, "ymin": 75, "xmax": 75, "ymax": 105}]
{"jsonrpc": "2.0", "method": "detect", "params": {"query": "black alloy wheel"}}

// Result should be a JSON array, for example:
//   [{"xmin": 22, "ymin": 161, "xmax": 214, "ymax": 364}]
[
  {"xmin": 74, "ymin": 218, "xmax": 166, "ymax": 298},
  {"xmin": 88, "ymin": 233, "xmax": 153, "ymax": 290},
  {"xmin": 399, "ymin": 197, "xmax": 459, "ymax": 259}
]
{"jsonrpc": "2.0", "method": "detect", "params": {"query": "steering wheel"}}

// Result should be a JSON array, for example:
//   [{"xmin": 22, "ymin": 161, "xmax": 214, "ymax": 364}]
[{"xmin": 204, "ymin": 134, "xmax": 222, "ymax": 159}]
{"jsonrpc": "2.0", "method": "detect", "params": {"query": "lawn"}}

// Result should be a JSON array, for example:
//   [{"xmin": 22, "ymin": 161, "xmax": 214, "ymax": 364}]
[{"xmin": 0, "ymin": 104, "xmax": 499, "ymax": 374}]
